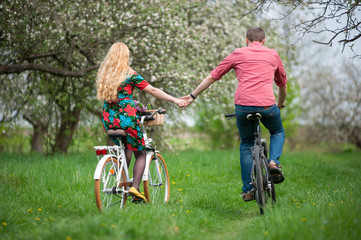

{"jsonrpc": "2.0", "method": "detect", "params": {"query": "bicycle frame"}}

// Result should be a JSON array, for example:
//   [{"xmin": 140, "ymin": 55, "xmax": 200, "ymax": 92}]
[
  {"xmin": 226, "ymin": 112, "xmax": 275, "ymax": 214},
  {"xmin": 94, "ymin": 109, "xmax": 163, "ymax": 185}
]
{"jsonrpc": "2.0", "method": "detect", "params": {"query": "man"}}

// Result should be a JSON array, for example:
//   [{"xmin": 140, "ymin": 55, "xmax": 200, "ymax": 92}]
[{"xmin": 181, "ymin": 27, "xmax": 287, "ymax": 202}]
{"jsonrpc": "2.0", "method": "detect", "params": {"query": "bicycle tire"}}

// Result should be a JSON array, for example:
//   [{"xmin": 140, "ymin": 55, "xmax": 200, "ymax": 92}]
[
  {"xmin": 260, "ymin": 151, "xmax": 270, "ymax": 204},
  {"xmin": 144, "ymin": 153, "xmax": 170, "ymax": 204},
  {"xmin": 254, "ymin": 145, "xmax": 265, "ymax": 214},
  {"xmin": 261, "ymin": 140, "xmax": 276, "ymax": 204},
  {"xmin": 95, "ymin": 156, "xmax": 127, "ymax": 213},
  {"xmin": 271, "ymin": 178, "xmax": 276, "ymax": 203}
]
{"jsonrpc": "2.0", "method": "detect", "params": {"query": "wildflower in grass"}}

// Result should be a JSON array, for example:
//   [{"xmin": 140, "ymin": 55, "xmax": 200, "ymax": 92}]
[
  {"xmin": 341, "ymin": 201, "xmax": 344, "ymax": 204},
  {"xmin": 36, "ymin": 218, "xmax": 40, "ymax": 221},
  {"xmin": 179, "ymin": 199, "xmax": 183, "ymax": 202},
  {"xmin": 301, "ymin": 217, "xmax": 307, "ymax": 222},
  {"xmin": 28, "ymin": 209, "xmax": 32, "ymax": 213},
  {"xmin": 178, "ymin": 189, "xmax": 182, "ymax": 191},
  {"xmin": 312, "ymin": 202, "xmax": 315, "ymax": 206},
  {"xmin": 38, "ymin": 208, "xmax": 42, "ymax": 211},
  {"xmin": 66, "ymin": 237, "xmax": 72, "ymax": 240},
  {"xmin": 296, "ymin": 202, "xmax": 300, "ymax": 205},
  {"xmin": 186, "ymin": 210, "xmax": 190, "ymax": 213},
  {"xmin": 2, "ymin": 222, "xmax": 6, "ymax": 226},
  {"xmin": 49, "ymin": 218, "xmax": 55, "ymax": 221},
  {"xmin": 111, "ymin": 224, "xmax": 116, "ymax": 228},
  {"xmin": 59, "ymin": 205, "xmax": 62, "ymax": 208},
  {"xmin": 187, "ymin": 174, "xmax": 190, "ymax": 177},
  {"xmin": 329, "ymin": 203, "xmax": 333, "ymax": 206},
  {"xmin": 172, "ymin": 214, "xmax": 175, "ymax": 217},
  {"xmin": 172, "ymin": 182, "xmax": 176, "ymax": 184}
]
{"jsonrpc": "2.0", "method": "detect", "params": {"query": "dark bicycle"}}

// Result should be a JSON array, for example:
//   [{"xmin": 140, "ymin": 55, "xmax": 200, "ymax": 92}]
[{"xmin": 225, "ymin": 113, "xmax": 276, "ymax": 214}]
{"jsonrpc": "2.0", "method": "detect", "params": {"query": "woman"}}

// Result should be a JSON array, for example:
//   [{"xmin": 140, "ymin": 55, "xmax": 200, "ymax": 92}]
[{"xmin": 97, "ymin": 42, "xmax": 185, "ymax": 202}]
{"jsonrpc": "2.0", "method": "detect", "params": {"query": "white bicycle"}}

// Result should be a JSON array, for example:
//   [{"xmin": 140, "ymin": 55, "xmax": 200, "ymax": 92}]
[{"xmin": 93, "ymin": 108, "xmax": 170, "ymax": 212}]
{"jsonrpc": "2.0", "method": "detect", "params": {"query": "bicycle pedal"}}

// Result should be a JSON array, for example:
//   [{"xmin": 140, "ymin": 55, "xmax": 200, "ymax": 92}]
[
  {"xmin": 131, "ymin": 197, "xmax": 146, "ymax": 204},
  {"xmin": 271, "ymin": 174, "xmax": 284, "ymax": 184}
]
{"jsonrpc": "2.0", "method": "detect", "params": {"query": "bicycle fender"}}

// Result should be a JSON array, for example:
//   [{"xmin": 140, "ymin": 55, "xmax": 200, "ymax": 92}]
[
  {"xmin": 94, "ymin": 154, "xmax": 114, "ymax": 180},
  {"xmin": 142, "ymin": 151, "xmax": 160, "ymax": 180}
]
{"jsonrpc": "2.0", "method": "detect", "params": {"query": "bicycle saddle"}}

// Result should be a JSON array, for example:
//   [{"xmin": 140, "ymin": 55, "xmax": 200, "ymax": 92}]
[
  {"xmin": 107, "ymin": 129, "xmax": 126, "ymax": 137},
  {"xmin": 246, "ymin": 113, "xmax": 262, "ymax": 121}
]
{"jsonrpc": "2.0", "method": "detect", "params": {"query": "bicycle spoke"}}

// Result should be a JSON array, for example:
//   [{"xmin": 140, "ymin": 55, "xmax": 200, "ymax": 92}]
[{"xmin": 145, "ymin": 153, "xmax": 169, "ymax": 204}]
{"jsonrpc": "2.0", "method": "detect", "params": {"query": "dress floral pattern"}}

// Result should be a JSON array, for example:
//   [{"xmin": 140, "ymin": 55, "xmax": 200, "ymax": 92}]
[{"xmin": 102, "ymin": 72, "xmax": 149, "ymax": 151}]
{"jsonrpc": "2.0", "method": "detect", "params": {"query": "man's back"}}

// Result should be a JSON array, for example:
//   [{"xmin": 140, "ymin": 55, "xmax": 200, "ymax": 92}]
[{"xmin": 211, "ymin": 41, "xmax": 287, "ymax": 106}]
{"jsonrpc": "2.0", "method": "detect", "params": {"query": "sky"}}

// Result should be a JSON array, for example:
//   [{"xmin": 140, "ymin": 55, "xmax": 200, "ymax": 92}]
[{"xmin": 264, "ymin": 3, "xmax": 361, "ymax": 74}]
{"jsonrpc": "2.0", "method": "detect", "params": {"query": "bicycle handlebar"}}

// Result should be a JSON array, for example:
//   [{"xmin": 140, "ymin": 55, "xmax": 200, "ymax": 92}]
[
  {"xmin": 225, "ymin": 113, "xmax": 236, "ymax": 120},
  {"xmin": 225, "ymin": 112, "xmax": 262, "ymax": 121},
  {"xmin": 143, "ymin": 108, "xmax": 166, "ymax": 121}
]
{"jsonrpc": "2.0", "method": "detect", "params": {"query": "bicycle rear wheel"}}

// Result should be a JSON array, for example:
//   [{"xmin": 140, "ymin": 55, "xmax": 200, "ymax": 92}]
[
  {"xmin": 254, "ymin": 145, "xmax": 265, "ymax": 214},
  {"xmin": 270, "ymin": 178, "xmax": 276, "ymax": 203},
  {"xmin": 144, "ymin": 153, "xmax": 170, "ymax": 204},
  {"xmin": 261, "ymin": 141, "xmax": 276, "ymax": 204},
  {"xmin": 261, "ymin": 140, "xmax": 276, "ymax": 204},
  {"xmin": 95, "ymin": 157, "xmax": 127, "ymax": 213}
]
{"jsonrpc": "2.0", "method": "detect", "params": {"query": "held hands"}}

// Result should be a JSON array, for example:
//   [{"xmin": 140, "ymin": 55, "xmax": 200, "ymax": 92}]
[
  {"xmin": 172, "ymin": 94, "xmax": 195, "ymax": 108},
  {"xmin": 174, "ymin": 98, "xmax": 187, "ymax": 108},
  {"xmin": 179, "ymin": 95, "xmax": 194, "ymax": 108}
]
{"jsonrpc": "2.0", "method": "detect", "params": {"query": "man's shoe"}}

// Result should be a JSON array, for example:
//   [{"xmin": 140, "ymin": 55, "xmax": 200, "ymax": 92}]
[
  {"xmin": 129, "ymin": 187, "xmax": 147, "ymax": 202},
  {"xmin": 241, "ymin": 191, "xmax": 254, "ymax": 202},
  {"xmin": 269, "ymin": 161, "xmax": 285, "ymax": 184}
]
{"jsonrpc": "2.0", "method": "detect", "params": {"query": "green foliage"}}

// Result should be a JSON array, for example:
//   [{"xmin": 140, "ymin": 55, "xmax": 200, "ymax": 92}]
[
  {"xmin": 0, "ymin": 124, "xmax": 31, "ymax": 153},
  {"xmin": 193, "ymin": 93, "xmax": 239, "ymax": 149},
  {"xmin": 1, "ymin": 0, "xmax": 257, "ymax": 153},
  {"xmin": 0, "ymin": 150, "xmax": 360, "ymax": 239}
]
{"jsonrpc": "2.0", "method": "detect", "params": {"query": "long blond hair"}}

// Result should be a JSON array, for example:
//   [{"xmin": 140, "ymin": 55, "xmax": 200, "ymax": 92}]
[{"xmin": 96, "ymin": 42, "xmax": 131, "ymax": 101}]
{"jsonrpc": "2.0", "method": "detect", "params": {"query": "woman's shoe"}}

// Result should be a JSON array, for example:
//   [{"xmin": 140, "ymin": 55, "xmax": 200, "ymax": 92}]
[{"xmin": 129, "ymin": 187, "xmax": 147, "ymax": 202}]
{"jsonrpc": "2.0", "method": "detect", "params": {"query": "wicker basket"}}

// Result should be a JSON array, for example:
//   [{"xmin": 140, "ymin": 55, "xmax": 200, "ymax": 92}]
[{"xmin": 144, "ymin": 109, "xmax": 165, "ymax": 126}]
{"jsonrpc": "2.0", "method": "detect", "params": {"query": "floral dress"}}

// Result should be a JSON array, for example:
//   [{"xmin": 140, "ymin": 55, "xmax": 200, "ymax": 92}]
[{"xmin": 102, "ymin": 72, "xmax": 149, "ymax": 151}]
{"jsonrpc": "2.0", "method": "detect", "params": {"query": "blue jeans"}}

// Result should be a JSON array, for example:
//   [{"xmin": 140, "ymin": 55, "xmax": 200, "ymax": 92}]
[{"xmin": 235, "ymin": 104, "xmax": 285, "ymax": 193}]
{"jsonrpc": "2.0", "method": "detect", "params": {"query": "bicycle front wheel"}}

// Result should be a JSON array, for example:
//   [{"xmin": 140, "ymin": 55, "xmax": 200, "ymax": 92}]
[
  {"xmin": 95, "ymin": 157, "xmax": 127, "ymax": 213},
  {"xmin": 144, "ymin": 153, "xmax": 170, "ymax": 204},
  {"xmin": 254, "ymin": 145, "xmax": 265, "ymax": 214}
]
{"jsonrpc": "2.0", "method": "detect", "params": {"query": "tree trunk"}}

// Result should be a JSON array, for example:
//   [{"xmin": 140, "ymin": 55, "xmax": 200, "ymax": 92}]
[
  {"xmin": 53, "ymin": 107, "xmax": 81, "ymax": 153},
  {"xmin": 31, "ymin": 123, "xmax": 47, "ymax": 153}
]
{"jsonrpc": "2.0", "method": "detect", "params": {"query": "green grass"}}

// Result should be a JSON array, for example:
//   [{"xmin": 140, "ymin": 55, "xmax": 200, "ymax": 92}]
[{"xmin": 0, "ymin": 149, "xmax": 360, "ymax": 240}]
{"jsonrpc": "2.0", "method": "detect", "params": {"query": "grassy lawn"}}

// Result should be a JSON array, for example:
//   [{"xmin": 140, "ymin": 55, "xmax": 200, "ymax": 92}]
[{"xmin": 0, "ymin": 148, "xmax": 360, "ymax": 240}]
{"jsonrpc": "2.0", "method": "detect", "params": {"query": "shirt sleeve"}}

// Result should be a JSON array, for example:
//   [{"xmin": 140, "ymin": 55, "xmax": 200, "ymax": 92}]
[
  {"xmin": 274, "ymin": 53, "xmax": 287, "ymax": 87},
  {"xmin": 132, "ymin": 73, "xmax": 149, "ymax": 90},
  {"xmin": 210, "ymin": 51, "xmax": 236, "ymax": 80}
]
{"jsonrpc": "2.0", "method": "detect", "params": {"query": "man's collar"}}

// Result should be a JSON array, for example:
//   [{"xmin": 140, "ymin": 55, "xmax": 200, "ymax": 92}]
[{"xmin": 248, "ymin": 41, "xmax": 263, "ymax": 47}]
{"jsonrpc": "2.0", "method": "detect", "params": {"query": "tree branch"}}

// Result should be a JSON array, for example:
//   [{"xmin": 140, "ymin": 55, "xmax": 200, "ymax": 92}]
[{"xmin": 0, "ymin": 64, "xmax": 99, "ymax": 77}]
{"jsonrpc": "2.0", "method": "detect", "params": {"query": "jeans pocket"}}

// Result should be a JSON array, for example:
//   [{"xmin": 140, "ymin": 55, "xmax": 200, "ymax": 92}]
[{"xmin": 269, "ymin": 105, "xmax": 280, "ymax": 117}]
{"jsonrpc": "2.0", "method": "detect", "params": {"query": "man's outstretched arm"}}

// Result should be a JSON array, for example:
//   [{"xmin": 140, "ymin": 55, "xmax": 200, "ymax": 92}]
[{"xmin": 180, "ymin": 74, "xmax": 217, "ymax": 106}]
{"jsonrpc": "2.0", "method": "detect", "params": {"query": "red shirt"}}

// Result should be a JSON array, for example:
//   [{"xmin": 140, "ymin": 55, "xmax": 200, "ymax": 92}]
[{"xmin": 211, "ymin": 41, "xmax": 287, "ymax": 106}]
